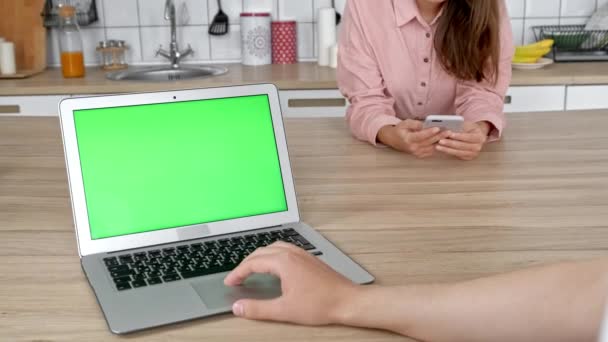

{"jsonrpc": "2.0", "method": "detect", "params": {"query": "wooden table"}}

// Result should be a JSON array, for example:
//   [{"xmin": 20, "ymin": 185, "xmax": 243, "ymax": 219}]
[{"xmin": 1, "ymin": 111, "xmax": 608, "ymax": 341}]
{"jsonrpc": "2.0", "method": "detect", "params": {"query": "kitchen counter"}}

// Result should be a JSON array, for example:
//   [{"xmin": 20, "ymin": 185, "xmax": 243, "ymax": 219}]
[
  {"xmin": 2, "ymin": 111, "xmax": 608, "ymax": 341},
  {"xmin": 0, "ymin": 62, "xmax": 608, "ymax": 96}
]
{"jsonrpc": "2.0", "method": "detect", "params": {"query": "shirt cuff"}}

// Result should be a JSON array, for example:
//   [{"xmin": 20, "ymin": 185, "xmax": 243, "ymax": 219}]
[
  {"xmin": 464, "ymin": 113, "xmax": 505, "ymax": 143},
  {"xmin": 366, "ymin": 115, "xmax": 402, "ymax": 146}
]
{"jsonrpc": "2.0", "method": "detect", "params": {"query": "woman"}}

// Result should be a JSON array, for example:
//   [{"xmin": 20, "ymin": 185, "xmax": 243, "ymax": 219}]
[{"xmin": 338, "ymin": 0, "xmax": 514, "ymax": 160}]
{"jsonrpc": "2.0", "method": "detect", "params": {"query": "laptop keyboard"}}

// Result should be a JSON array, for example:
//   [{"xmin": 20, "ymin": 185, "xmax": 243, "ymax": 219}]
[{"xmin": 102, "ymin": 228, "xmax": 321, "ymax": 291}]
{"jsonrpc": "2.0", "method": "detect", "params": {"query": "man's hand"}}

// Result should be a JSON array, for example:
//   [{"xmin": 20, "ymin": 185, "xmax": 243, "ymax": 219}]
[
  {"xmin": 436, "ymin": 121, "xmax": 491, "ymax": 161},
  {"xmin": 224, "ymin": 242, "xmax": 359, "ymax": 325},
  {"xmin": 378, "ymin": 119, "xmax": 451, "ymax": 159}
]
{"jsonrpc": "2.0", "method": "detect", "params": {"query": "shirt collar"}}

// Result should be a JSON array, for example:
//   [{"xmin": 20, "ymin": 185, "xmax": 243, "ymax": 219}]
[{"xmin": 394, "ymin": 0, "xmax": 445, "ymax": 27}]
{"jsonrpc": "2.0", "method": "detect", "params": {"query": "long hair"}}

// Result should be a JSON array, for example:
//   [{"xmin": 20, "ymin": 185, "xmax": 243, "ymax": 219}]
[{"xmin": 434, "ymin": 0, "xmax": 501, "ymax": 83}]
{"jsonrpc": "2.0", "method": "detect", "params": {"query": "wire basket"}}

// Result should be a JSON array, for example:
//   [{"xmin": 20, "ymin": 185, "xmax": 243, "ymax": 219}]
[
  {"xmin": 42, "ymin": 0, "xmax": 99, "ymax": 28},
  {"xmin": 533, "ymin": 25, "xmax": 608, "ymax": 62}
]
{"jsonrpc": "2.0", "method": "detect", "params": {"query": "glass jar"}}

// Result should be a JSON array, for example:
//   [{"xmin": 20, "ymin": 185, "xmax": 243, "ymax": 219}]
[{"xmin": 58, "ymin": 5, "xmax": 85, "ymax": 78}]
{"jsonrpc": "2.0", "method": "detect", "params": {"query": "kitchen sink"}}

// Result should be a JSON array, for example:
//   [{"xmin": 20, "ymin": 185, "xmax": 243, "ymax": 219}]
[{"xmin": 106, "ymin": 66, "xmax": 228, "ymax": 82}]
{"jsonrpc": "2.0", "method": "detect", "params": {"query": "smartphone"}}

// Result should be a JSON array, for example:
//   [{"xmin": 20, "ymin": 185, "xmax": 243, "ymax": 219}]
[{"xmin": 423, "ymin": 115, "xmax": 464, "ymax": 133}]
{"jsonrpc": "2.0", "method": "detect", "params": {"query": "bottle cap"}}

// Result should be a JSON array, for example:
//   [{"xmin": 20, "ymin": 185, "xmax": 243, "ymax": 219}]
[{"xmin": 58, "ymin": 5, "xmax": 76, "ymax": 18}]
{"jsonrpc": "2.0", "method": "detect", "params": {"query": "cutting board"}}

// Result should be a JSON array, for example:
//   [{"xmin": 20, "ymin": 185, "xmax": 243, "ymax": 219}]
[{"xmin": 0, "ymin": 0, "xmax": 47, "ymax": 77}]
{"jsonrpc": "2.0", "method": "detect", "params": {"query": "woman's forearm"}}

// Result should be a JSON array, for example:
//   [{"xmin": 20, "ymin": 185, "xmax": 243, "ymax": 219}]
[{"xmin": 333, "ymin": 258, "xmax": 608, "ymax": 342}]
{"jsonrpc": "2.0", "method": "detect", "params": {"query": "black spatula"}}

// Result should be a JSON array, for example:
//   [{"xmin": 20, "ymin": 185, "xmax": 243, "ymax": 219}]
[
  {"xmin": 332, "ymin": 0, "xmax": 341, "ymax": 25},
  {"xmin": 209, "ymin": 0, "xmax": 229, "ymax": 36}
]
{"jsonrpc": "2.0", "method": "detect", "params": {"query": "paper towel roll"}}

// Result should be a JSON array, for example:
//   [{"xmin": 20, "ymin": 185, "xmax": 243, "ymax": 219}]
[
  {"xmin": 0, "ymin": 38, "xmax": 4, "ymax": 74},
  {"xmin": 317, "ymin": 8, "xmax": 336, "ymax": 66},
  {"xmin": 0, "ymin": 41, "xmax": 16, "ymax": 75},
  {"xmin": 329, "ymin": 44, "xmax": 339, "ymax": 68}
]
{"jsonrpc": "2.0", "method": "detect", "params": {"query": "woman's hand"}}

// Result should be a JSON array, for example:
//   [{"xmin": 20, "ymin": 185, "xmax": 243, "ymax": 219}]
[
  {"xmin": 224, "ymin": 242, "xmax": 359, "ymax": 325},
  {"xmin": 436, "ymin": 121, "xmax": 491, "ymax": 161},
  {"xmin": 378, "ymin": 119, "xmax": 451, "ymax": 158}
]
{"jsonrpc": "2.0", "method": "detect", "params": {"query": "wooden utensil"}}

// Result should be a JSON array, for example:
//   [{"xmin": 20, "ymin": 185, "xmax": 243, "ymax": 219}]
[{"xmin": 209, "ymin": 0, "xmax": 229, "ymax": 36}]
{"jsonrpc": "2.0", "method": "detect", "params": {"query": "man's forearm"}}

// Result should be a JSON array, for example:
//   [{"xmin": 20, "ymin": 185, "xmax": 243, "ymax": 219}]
[{"xmin": 333, "ymin": 258, "xmax": 608, "ymax": 342}]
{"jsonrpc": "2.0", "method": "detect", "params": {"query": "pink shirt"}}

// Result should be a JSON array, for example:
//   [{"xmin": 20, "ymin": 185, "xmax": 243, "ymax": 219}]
[{"xmin": 338, "ymin": 0, "xmax": 514, "ymax": 145}]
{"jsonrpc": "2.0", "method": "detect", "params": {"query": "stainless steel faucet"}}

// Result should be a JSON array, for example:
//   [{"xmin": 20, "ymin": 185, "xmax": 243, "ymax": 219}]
[{"xmin": 155, "ymin": 0, "xmax": 193, "ymax": 68}]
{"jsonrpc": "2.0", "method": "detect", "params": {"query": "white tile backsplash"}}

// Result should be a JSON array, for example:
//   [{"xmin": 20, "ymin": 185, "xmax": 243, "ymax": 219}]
[
  {"xmin": 139, "ymin": 0, "xmax": 208, "ymax": 26},
  {"xmin": 525, "ymin": 0, "xmax": 561, "ymax": 18},
  {"xmin": 561, "ymin": 0, "xmax": 597, "ymax": 17},
  {"xmin": 506, "ymin": 0, "xmax": 525, "ymax": 18},
  {"xmin": 297, "ymin": 22, "xmax": 314, "ymax": 59},
  {"xmin": 103, "ymin": 0, "xmax": 139, "ymax": 27},
  {"xmin": 105, "ymin": 27, "xmax": 142, "ymax": 64},
  {"xmin": 281, "ymin": 0, "xmax": 313, "ymax": 23},
  {"xmin": 80, "ymin": 28, "xmax": 107, "ymax": 65},
  {"xmin": 48, "ymin": 0, "xmax": 604, "ymax": 66},
  {"xmin": 210, "ymin": 25, "xmax": 242, "ymax": 60},
  {"xmin": 511, "ymin": 19, "xmax": 524, "ymax": 46}
]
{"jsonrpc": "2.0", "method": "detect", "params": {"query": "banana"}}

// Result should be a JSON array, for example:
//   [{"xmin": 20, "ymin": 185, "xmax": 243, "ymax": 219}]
[
  {"xmin": 524, "ymin": 39, "xmax": 555, "ymax": 49},
  {"xmin": 512, "ymin": 56, "xmax": 540, "ymax": 64},
  {"xmin": 514, "ymin": 47, "xmax": 552, "ymax": 58},
  {"xmin": 513, "ymin": 39, "xmax": 554, "ymax": 63}
]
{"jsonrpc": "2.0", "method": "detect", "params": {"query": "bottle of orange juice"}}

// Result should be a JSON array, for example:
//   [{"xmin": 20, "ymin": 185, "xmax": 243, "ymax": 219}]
[{"xmin": 58, "ymin": 5, "xmax": 85, "ymax": 78}]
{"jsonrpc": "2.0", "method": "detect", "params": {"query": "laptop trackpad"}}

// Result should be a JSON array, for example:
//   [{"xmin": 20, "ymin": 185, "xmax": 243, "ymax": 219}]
[{"xmin": 191, "ymin": 273, "xmax": 282, "ymax": 310}]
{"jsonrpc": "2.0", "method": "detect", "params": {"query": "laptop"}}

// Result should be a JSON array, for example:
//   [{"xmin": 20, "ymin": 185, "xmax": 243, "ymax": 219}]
[{"xmin": 58, "ymin": 84, "xmax": 374, "ymax": 334}]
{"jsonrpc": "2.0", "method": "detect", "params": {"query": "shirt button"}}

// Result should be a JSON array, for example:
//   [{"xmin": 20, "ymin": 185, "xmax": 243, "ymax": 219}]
[
  {"xmin": 426, "ymin": 32, "xmax": 431, "ymax": 38},
  {"xmin": 417, "ymin": 102, "xmax": 423, "ymax": 106},
  {"xmin": 423, "ymin": 57, "xmax": 430, "ymax": 63},
  {"xmin": 421, "ymin": 82, "xmax": 427, "ymax": 87}
]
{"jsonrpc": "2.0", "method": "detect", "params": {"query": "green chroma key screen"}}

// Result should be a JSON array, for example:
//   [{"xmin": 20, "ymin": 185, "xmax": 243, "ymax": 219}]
[{"xmin": 73, "ymin": 94, "xmax": 288, "ymax": 240}]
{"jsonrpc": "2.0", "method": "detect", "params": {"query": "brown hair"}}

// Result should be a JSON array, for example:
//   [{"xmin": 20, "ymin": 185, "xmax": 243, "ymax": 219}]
[{"xmin": 434, "ymin": 0, "xmax": 501, "ymax": 83}]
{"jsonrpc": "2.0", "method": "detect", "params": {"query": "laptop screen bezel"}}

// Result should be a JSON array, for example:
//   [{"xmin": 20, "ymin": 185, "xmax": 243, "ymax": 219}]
[{"xmin": 59, "ymin": 84, "xmax": 300, "ymax": 257}]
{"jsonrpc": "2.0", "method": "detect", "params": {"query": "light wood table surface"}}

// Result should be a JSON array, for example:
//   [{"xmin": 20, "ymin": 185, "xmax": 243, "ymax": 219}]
[{"xmin": 1, "ymin": 111, "xmax": 608, "ymax": 341}]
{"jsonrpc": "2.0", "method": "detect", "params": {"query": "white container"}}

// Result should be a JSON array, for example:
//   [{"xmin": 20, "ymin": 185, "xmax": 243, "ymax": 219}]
[
  {"xmin": 0, "ymin": 37, "xmax": 4, "ymax": 74},
  {"xmin": 329, "ymin": 44, "xmax": 339, "ymax": 68},
  {"xmin": 317, "ymin": 8, "xmax": 337, "ymax": 66},
  {"xmin": 0, "ymin": 41, "xmax": 17, "ymax": 75},
  {"xmin": 241, "ymin": 12, "xmax": 272, "ymax": 66}
]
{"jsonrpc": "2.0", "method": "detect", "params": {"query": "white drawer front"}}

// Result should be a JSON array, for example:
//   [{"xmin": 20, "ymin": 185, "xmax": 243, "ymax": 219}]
[
  {"xmin": 0, "ymin": 95, "xmax": 69, "ymax": 116},
  {"xmin": 504, "ymin": 86, "xmax": 565, "ymax": 113},
  {"xmin": 279, "ymin": 90, "xmax": 348, "ymax": 118},
  {"xmin": 566, "ymin": 85, "xmax": 608, "ymax": 111}
]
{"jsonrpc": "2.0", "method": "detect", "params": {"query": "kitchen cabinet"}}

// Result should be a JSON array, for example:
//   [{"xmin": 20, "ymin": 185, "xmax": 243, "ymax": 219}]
[
  {"xmin": 279, "ymin": 90, "xmax": 348, "ymax": 118},
  {"xmin": 0, "ymin": 95, "xmax": 69, "ymax": 116},
  {"xmin": 504, "ymin": 86, "xmax": 566, "ymax": 113},
  {"xmin": 566, "ymin": 85, "xmax": 608, "ymax": 111}
]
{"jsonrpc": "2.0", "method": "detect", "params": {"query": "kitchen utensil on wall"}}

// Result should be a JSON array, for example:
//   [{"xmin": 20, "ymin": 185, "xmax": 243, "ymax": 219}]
[
  {"xmin": 209, "ymin": 0, "xmax": 229, "ymax": 36},
  {"xmin": 271, "ymin": 20, "xmax": 297, "ymax": 64},
  {"xmin": 58, "ymin": 5, "xmax": 86, "ymax": 78},
  {"xmin": 332, "ymin": 0, "xmax": 341, "ymax": 25},
  {"xmin": 0, "ymin": 0, "xmax": 47, "ymax": 79},
  {"xmin": 241, "ymin": 12, "xmax": 272, "ymax": 66},
  {"xmin": 42, "ymin": 0, "xmax": 99, "ymax": 27},
  {"xmin": 317, "ymin": 8, "xmax": 337, "ymax": 66},
  {"xmin": 97, "ymin": 40, "xmax": 128, "ymax": 71}
]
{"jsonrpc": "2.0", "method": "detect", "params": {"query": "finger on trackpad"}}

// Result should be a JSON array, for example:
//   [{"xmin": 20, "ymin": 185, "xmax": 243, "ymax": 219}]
[{"xmin": 191, "ymin": 273, "xmax": 282, "ymax": 310}]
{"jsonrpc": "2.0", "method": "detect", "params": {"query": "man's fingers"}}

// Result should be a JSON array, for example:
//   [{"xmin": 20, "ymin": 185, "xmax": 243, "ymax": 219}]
[
  {"xmin": 233, "ymin": 298, "xmax": 285, "ymax": 321},
  {"xmin": 438, "ymin": 139, "xmax": 481, "ymax": 152},
  {"xmin": 436, "ymin": 145, "xmax": 476, "ymax": 160},
  {"xmin": 224, "ymin": 255, "xmax": 282, "ymax": 286}
]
